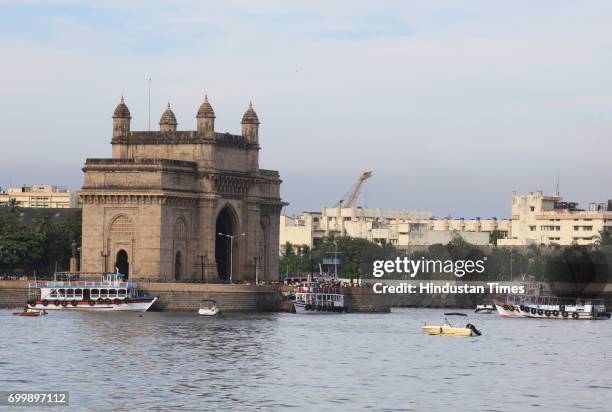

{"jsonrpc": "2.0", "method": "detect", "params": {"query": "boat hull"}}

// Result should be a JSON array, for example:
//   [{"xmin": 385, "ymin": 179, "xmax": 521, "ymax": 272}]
[
  {"xmin": 474, "ymin": 307, "xmax": 496, "ymax": 314},
  {"xmin": 27, "ymin": 297, "xmax": 157, "ymax": 313},
  {"xmin": 294, "ymin": 302, "xmax": 345, "ymax": 314},
  {"xmin": 13, "ymin": 311, "xmax": 46, "ymax": 317},
  {"xmin": 518, "ymin": 305, "xmax": 610, "ymax": 320},
  {"xmin": 422, "ymin": 325, "xmax": 473, "ymax": 336},
  {"xmin": 198, "ymin": 308, "xmax": 221, "ymax": 316},
  {"xmin": 495, "ymin": 303, "xmax": 527, "ymax": 318}
]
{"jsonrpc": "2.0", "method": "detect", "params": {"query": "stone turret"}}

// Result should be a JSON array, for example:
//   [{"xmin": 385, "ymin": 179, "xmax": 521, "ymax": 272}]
[
  {"xmin": 241, "ymin": 101, "xmax": 259, "ymax": 143},
  {"xmin": 196, "ymin": 94, "xmax": 215, "ymax": 137},
  {"xmin": 159, "ymin": 103, "xmax": 178, "ymax": 132},
  {"xmin": 112, "ymin": 96, "xmax": 131, "ymax": 139}
]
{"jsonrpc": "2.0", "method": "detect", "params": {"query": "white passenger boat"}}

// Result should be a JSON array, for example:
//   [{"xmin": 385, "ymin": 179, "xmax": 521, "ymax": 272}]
[
  {"xmin": 26, "ymin": 273, "xmax": 157, "ymax": 312},
  {"xmin": 198, "ymin": 299, "xmax": 221, "ymax": 316},
  {"xmin": 293, "ymin": 280, "xmax": 346, "ymax": 314},
  {"xmin": 516, "ymin": 297, "xmax": 610, "ymax": 320},
  {"xmin": 495, "ymin": 282, "xmax": 610, "ymax": 320}
]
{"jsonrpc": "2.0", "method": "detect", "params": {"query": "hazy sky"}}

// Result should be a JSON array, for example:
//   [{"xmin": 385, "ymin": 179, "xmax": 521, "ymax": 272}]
[{"xmin": 1, "ymin": 1, "xmax": 611, "ymax": 218}]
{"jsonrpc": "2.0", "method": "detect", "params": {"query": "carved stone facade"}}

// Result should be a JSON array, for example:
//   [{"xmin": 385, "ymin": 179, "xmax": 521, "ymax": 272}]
[{"xmin": 79, "ymin": 96, "xmax": 284, "ymax": 282}]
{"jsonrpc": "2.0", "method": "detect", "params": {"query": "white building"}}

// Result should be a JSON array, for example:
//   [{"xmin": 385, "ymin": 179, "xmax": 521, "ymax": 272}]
[
  {"xmin": 499, "ymin": 191, "xmax": 612, "ymax": 246},
  {"xmin": 0, "ymin": 185, "xmax": 80, "ymax": 208},
  {"xmin": 280, "ymin": 206, "xmax": 510, "ymax": 253}
]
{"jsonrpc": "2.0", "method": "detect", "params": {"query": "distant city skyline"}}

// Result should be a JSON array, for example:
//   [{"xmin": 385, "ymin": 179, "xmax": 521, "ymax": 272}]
[{"xmin": 1, "ymin": 1, "xmax": 611, "ymax": 217}]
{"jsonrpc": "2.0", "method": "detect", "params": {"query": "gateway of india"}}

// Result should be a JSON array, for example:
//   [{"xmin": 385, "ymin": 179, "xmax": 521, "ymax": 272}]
[{"xmin": 79, "ymin": 95, "xmax": 284, "ymax": 282}]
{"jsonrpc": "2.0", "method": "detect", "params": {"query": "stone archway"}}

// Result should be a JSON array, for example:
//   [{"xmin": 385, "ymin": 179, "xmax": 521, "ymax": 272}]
[
  {"xmin": 108, "ymin": 214, "xmax": 134, "ymax": 277},
  {"xmin": 173, "ymin": 218, "xmax": 188, "ymax": 281},
  {"xmin": 115, "ymin": 249, "xmax": 129, "ymax": 277},
  {"xmin": 215, "ymin": 206, "xmax": 237, "ymax": 281}
]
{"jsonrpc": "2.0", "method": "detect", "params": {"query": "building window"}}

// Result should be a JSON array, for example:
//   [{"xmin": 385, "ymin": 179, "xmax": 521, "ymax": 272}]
[
  {"xmin": 174, "ymin": 218, "xmax": 188, "ymax": 240},
  {"xmin": 574, "ymin": 226, "xmax": 579, "ymax": 231},
  {"xmin": 529, "ymin": 226, "xmax": 536, "ymax": 231},
  {"xmin": 530, "ymin": 206, "xmax": 535, "ymax": 212}
]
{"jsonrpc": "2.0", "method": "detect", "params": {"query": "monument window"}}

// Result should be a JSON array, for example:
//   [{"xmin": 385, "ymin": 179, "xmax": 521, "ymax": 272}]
[
  {"xmin": 174, "ymin": 219, "xmax": 188, "ymax": 240},
  {"xmin": 109, "ymin": 215, "xmax": 134, "ymax": 238}
]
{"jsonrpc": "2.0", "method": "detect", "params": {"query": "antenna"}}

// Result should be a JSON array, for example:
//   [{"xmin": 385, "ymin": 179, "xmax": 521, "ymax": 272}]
[
  {"xmin": 148, "ymin": 77, "xmax": 152, "ymax": 131},
  {"xmin": 555, "ymin": 173, "xmax": 560, "ymax": 196}
]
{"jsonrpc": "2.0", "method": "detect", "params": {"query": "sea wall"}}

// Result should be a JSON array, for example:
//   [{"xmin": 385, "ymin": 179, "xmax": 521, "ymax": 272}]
[
  {"xmin": 138, "ymin": 282, "xmax": 280, "ymax": 312},
  {"xmin": 0, "ymin": 280, "xmax": 30, "ymax": 309}
]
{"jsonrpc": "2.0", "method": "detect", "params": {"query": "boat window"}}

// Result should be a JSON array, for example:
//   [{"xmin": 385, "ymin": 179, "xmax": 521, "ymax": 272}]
[
  {"xmin": 91, "ymin": 289, "xmax": 99, "ymax": 298},
  {"xmin": 118, "ymin": 289, "xmax": 126, "ymax": 297},
  {"xmin": 100, "ymin": 289, "xmax": 108, "ymax": 297},
  {"xmin": 58, "ymin": 289, "xmax": 65, "ymax": 297},
  {"xmin": 74, "ymin": 289, "xmax": 82, "ymax": 296},
  {"xmin": 109, "ymin": 289, "xmax": 117, "ymax": 297},
  {"xmin": 50, "ymin": 289, "xmax": 57, "ymax": 297},
  {"xmin": 66, "ymin": 289, "xmax": 74, "ymax": 297}
]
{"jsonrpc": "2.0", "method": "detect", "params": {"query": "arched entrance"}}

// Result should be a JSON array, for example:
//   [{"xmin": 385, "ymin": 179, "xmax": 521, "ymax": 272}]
[
  {"xmin": 174, "ymin": 251, "xmax": 183, "ymax": 281},
  {"xmin": 215, "ymin": 207, "xmax": 236, "ymax": 281},
  {"xmin": 115, "ymin": 249, "xmax": 129, "ymax": 277}
]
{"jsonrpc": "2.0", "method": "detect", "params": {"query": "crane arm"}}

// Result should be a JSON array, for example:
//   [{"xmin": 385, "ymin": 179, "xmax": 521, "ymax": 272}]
[{"xmin": 336, "ymin": 171, "xmax": 373, "ymax": 208}]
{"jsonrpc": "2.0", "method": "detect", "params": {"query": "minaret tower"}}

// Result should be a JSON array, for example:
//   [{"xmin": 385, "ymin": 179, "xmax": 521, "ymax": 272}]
[
  {"xmin": 112, "ymin": 96, "xmax": 131, "ymax": 139},
  {"xmin": 241, "ymin": 101, "xmax": 259, "ymax": 144},
  {"xmin": 196, "ymin": 94, "xmax": 215, "ymax": 137},
  {"xmin": 159, "ymin": 103, "xmax": 178, "ymax": 132}
]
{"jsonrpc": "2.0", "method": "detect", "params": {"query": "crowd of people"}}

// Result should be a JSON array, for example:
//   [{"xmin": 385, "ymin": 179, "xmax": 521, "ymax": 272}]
[{"xmin": 0, "ymin": 274, "xmax": 32, "ymax": 281}]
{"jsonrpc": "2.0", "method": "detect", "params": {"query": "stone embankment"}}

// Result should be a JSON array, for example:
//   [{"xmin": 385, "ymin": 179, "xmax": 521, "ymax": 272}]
[{"xmin": 0, "ymin": 281, "xmax": 391, "ymax": 313}]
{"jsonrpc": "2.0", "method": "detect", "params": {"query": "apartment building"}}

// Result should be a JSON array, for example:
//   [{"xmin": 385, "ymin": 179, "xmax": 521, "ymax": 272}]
[
  {"xmin": 498, "ymin": 191, "xmax": 612, "ymax": 246},
  {"xmin": 0, "ymin": 185, "xmax": 80, "ymax": 208},
  {"xmin": 280, "ymin": 207, "xmax": 510, "ymax": 253}
]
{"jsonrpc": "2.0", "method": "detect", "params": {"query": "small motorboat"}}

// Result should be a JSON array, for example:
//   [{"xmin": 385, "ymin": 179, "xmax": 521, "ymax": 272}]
[
  {"xmin": 13, "ymin": 309, "xmax": 47, "ymax": 317},
  {"xmin": 198, "ymin": 299, "xmax": 221, "ymax": 316},
  {"xmin": 474, "ymin": 303, "xmax": 496, "ymax": 314},
  {"xmin": 421, "ymin": 313, "xmax": 481, "ymax": 337}
]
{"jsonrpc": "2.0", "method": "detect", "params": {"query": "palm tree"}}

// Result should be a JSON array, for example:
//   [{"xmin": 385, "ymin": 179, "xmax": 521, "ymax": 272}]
[{"xmin": 595, "ymin": 230, "xmax": 612, "ymax": 246}]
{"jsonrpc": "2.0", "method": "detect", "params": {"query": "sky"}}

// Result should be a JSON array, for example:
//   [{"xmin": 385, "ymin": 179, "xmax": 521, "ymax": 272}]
[{"xmin": 1, "ymin": 0, "xmax": 611, "ymax": 218}]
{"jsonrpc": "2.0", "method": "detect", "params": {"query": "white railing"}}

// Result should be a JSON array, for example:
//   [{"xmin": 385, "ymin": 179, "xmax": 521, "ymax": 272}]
[{"xmin": 29, "ymin": 281, "xmax": 133, "ymax": 288}]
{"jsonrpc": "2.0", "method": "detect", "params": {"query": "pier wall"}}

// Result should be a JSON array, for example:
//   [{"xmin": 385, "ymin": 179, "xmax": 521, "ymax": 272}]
[
  {"xmin": 138, "ymin": 282, "xmax": 280, "ymax": 312},
  {"xmin": 0, "ymin": 280, "xmax": 30, "ymax": 308}
]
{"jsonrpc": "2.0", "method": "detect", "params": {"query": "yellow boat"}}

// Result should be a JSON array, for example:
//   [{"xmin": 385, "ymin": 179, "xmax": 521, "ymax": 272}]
[
  {"xmin": 421, "ymin": 325, "xmax": 474, "ymax": 336},
  {"xmin": 422, "ymin": 314, "xmax": 482, "ymax": 336}
]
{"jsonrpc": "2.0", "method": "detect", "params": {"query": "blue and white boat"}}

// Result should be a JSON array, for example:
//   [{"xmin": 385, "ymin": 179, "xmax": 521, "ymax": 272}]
[{"xmin": 26, "ymin": 273, "xmax": 157, "ymax": 312}]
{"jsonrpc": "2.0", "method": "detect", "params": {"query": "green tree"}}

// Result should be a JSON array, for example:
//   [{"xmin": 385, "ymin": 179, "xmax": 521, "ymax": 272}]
[
  {"xmin": 282, "ymin": 241, "xmax": 294, "ymax": 256},
  {"xmin": 489, "ymin": 229, "xmax": 505, "ymax": 246},
  {"xmin": 595, "ymin": 230, "xmax": 612, "ymax": 247}
]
